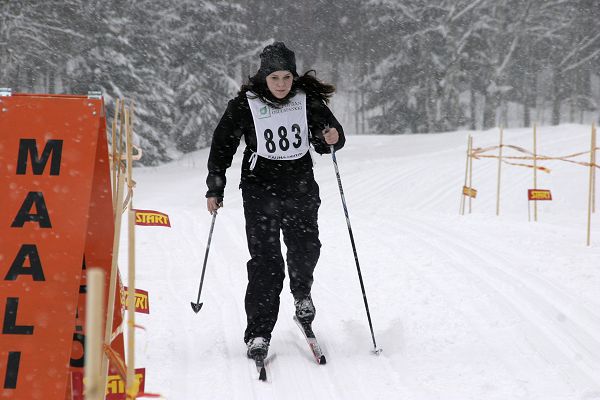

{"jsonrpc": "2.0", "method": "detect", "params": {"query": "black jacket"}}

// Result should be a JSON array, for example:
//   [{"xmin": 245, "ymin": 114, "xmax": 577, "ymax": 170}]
[{"xmin": 206, "ymin": 91, "xmax": 345, "ymax": 198}]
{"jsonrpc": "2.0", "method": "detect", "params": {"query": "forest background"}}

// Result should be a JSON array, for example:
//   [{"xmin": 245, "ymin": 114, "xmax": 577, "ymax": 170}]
[{"xmin": 1, "ymin": 0, "xmax": 599, "ymax": 164}]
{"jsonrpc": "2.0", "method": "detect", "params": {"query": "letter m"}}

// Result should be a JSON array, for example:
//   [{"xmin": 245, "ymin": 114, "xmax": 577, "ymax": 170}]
[{"xmin": 16, "ymin": 139, "xmax": 63, "ymax": 175}]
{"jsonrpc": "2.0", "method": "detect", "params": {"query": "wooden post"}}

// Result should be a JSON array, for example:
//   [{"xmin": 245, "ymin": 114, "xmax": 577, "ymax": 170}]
[
  {"xmin": 125, "ymin": 106, "xmax": 138, "ymax": 399},
  {"xmin": 533, "ymin": 123, "xmax": 538, "ymax": 222},
  {"xmin": 84, "ymin": 268, "xmax": 105, "ymax": 400},
  {"xmin": 588, "ymin": 123, "xmax": 597, "ymax": 246},
  {"xmin": 126, "ymin": 211, "xmax": 136, "ymax": 398},
  {"xmin": 496, "ymin": 126, "xmax": 504, "ymax": 216},
  {"xmin": 468, "ymin": 135, "xmax": 474, "ymax": 214},
  {"xmin": 592, "ymin": 122, "xmax": 596, "ymax": 214},
  {"xmin": 101, "ymin": 105, "xmax": 127, "ymax": 394},
  {"xmin": 111, "ymin": 99, "xmax": 121, "ymax": 208},
  {"xmin": 460, "ymin": 135, "xmax": 471, "ymax": 215}
]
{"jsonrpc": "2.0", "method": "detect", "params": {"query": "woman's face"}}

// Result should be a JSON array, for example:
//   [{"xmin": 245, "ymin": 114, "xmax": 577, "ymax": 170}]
[{"xmin": 266, "ymin": 70, "xmax": 293, "ymax": 99}]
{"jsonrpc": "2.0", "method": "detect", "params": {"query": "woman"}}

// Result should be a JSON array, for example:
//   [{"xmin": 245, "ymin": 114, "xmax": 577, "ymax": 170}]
[{"xmin": 205, "ymin": 42, "xmax": 345, "ymax": 359}]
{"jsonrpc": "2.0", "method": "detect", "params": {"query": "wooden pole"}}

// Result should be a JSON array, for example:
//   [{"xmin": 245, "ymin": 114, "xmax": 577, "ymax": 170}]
[
  {"xmin": 119, "ymin": 100, "xmax": 125, "ymax": 161},
  {"xmin": 84, "ymin": 268, "xmax": 105, "ymax": 400},
  {"xmin": 101, "ymin": 111, "xmax": 127, "ymax": 395},
  {"xmin": 126, "ymin": 211, "xmax": 136, "ymax": 397},
  {"xmin": 111, "ymin": 99, "xmax": 121, "ymax": 209},
  {"xmin": 468, "ymin": 135, "xmax": 474, "ymax": 214},
  {"xmin": 125, "ymin": 106, "xmax": 138, "ymax": 399},
  {"xmin": 588, "ymin": 123, "xmax": 596, "ymax": 246},
  {"xmin": 460, "ymin": 135, "xmax": 471, "ymax": 215},
  {"xmin": 533, "ymin": 123, "xmax": 538, "ymax": 222},
  {"xmin": 592, "ymin": 122, "xmax": 596, "ymax": 214},
  {"xmin": 496, "ymin": 126, "xmax": 504, "ymax": 216}
]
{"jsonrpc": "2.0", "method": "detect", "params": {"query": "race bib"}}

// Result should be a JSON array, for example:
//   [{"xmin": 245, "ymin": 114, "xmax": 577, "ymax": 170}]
[{"xmin": 247, "ymin": 91, "xmax": 309, "ymax": 161}]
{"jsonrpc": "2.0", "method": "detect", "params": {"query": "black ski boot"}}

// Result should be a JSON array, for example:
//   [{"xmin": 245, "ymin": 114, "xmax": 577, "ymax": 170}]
[
  {"xmin": 246, "ymin": 337, "xmax": 269, "ymax": 359},
  {"xmin": 294, "ymin": 296, "xmax": 316, "ymax": 324}
]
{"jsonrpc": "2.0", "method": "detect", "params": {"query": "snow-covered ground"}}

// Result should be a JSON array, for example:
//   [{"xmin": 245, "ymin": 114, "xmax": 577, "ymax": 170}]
[{"xmin": 121, "ymin": 124, "xmax": 600, "ymax": 400}]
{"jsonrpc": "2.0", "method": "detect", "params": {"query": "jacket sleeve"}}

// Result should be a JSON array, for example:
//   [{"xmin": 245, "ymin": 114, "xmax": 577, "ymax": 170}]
[
  {"xmin": 206, "ymin": 99, "xmax": 243, "ymax": 199},
  {"xmin": 307, "ymin": 97, "xmax": 346, "ymax": 155}
]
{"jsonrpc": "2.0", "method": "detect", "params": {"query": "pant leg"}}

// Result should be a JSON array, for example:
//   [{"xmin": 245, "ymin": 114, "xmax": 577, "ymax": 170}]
[
  {"xmin": 281, "ymin": 177, "xmax": 322, "ymax": 301},
  {"xmin": 242, "ymin": 183, "xmax": 285, "ymax": 343}
]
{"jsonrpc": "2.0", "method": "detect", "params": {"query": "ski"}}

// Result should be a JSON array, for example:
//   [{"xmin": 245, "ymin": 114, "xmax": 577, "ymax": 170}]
[
  {"xmin": 293, "ymin": 315, "xmax": 327, "ymax": 364},
  {"xmin": 252, "ymin": 356, "xmax": 267, "ymax": 381}
]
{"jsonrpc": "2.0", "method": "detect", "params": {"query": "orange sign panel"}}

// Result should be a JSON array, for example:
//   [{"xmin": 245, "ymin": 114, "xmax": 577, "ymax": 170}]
[
  {"xmin": 462, "ymin": 186, "xmax": 477, "ymax": 198},
  {"xmin": 528, "ymin": 189, "xmax": 552, "ymax": 201},
  {"xmin": 134, "ymin": 209, "xmax": 171, "ymax": 227},
  {"xmin": 0, "ymin": 93, "xmax": 120, "ymax": 399},
  {"xmin": 68, "ymin": 108, "xmax": 126, "ymax": 400}
]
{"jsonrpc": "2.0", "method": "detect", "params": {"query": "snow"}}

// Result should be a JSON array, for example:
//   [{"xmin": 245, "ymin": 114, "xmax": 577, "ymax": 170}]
[{"xmin": 121, "ymin": 124, "xmax": 600, "ymax": 399}]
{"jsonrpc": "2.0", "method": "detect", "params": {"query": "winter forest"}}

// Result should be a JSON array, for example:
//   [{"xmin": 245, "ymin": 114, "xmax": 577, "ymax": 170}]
[{"xmin": 1, "ymin": 0, "xmax": 599, "ymax": 164}]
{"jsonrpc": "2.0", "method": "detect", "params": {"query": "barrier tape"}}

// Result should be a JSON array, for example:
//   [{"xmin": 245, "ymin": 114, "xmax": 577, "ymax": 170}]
[
  {"xmin": 122, "ymin": 179, "xmax": 136, "ymax": 212},
  {"xmin": 471, "ymin": 144, "xmax": 600, "ymax": 170},
  {"xmin": 120, "ymin": 145, "xmax": 143, "ymax": 161},
  {"xmin": 104, "ymin": 344, "xmax": 127, "ymax": 380},
  {"xmin": 501, "ymin": 159, "xmax": 551, "ymax": 173}
]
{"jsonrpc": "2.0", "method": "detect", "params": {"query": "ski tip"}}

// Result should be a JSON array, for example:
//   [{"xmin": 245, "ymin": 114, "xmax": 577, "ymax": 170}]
[
  {"xmin": 191, "ymin": 302, "xmax": 203, "ymax": 313},
  {"xmin": 258, "ymin": 366, "xmax": 267, "ymax": 381},
  {"xmin": 319, "ymin": 355, "xmax": 327, "ymax": 365}
]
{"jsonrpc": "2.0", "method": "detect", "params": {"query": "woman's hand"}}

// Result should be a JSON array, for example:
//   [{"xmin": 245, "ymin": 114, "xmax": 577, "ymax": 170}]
[
  {"xmin": 322, "ymin": 127, "xmax": 339, "ymax": 145},
  {"xmin": 207, "ymin": 197, "xmax": 223, "ymax": 215}
]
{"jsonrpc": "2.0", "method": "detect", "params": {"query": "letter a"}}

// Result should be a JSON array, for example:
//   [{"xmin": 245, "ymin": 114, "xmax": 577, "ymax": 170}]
[
  {"xmin": 4, "ymin": 244, "xmax": 46, "ymax": 281},
  {"xmin": 11, "ymin": 191, "xmax": 52, "ymax": 228}
]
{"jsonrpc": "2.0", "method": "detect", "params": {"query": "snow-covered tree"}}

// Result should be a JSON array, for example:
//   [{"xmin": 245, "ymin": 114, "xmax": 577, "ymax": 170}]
[
  {"xmin": 1, "ymin": 0, "xmax": 598, "ymax": 159},
  {"xmin": 167, "ymin": 0, "xmax": 253, "ymax": 153}
]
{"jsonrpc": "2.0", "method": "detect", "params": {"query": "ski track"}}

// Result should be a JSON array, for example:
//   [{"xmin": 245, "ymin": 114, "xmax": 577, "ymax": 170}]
[
  {"xmin": 124, "ymin": 126, "xmax": 600, "ymax": 400},
  {"xmin": 388, "ymin": 213, "xmax": 600, "ymax": 397}
]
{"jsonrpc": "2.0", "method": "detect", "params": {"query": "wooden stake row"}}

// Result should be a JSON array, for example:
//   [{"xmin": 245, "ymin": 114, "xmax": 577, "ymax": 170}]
[
  {"xmin": 87, "ymin": 99, "xmax": 138, "ymax": 399},
  {"xmin": 460, "ymin": 123, "xmax": 598, "ymax": 245}
]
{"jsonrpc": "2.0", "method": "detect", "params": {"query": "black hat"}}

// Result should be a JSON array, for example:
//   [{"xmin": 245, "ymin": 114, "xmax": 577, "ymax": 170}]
[{"xmin": 257, "ymin": 42, "xmax": 298, "ymax": 78}]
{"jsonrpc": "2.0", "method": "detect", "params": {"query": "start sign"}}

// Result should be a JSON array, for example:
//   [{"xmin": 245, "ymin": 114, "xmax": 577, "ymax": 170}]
[
  {"xmin": 0, "ymin": 93, "xmax": 122, "ymax": 399},
  {"xmin": 528, "ymin": 189, "xmax": 553, "ymax": 201}
]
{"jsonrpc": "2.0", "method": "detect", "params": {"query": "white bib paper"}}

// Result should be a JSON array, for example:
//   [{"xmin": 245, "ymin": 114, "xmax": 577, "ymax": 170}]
[{"xmin": 247, "ymin": 91, "xmax": 309, "ymax": 161}]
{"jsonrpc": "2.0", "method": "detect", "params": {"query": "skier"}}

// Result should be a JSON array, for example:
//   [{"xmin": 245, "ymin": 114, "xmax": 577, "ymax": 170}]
[{"xmin": 205, "ymin": 42, "xmax": 345, "ymax": 360}]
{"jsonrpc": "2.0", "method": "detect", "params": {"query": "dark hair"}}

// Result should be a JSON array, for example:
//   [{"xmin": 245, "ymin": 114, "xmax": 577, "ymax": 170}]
[{"xmin": 239, "ymin": 70, "xmax": 336, "ymax": 108}]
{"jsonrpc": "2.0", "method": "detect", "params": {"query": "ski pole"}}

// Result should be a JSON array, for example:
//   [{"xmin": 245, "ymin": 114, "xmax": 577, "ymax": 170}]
[
  {"xmin": 329, "ymin": 144, "xmax": 382, "ymax": 355},
  {"xmin": 191, "ymin": 211, "xmax": 217, "ymax": 313}
]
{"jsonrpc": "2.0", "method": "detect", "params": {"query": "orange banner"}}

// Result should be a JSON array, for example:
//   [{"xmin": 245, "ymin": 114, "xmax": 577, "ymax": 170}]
[
  {"xmin": 0, "ymin": 93, "xmax": 102, "ymax": 398},
  {"xmin": 134, "ymin": 209, "xmax": 171, "ymax": 227},
  {"xmin": 462, "ymin": 186, "xmax": 478, "ymax": 198},
  {"xmin": 528, "ymin": 189, "xmax": 552, "ymax": 201},
  {"xmin": 122, "ymin": 288, "xmax": 150, "ymax": 314},
  {"xmin": 0, "ymin": 93, "xmax": 127, "ymax": 400},
  {"xmin": 68, "ymin": 95, "xmax": 127, "ymax": 400}
]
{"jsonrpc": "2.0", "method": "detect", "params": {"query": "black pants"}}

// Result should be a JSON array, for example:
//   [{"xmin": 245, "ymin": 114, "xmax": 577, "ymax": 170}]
[{"xmin": 241, "ymin": 177, "xmax": 321, "ymax": 343}]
